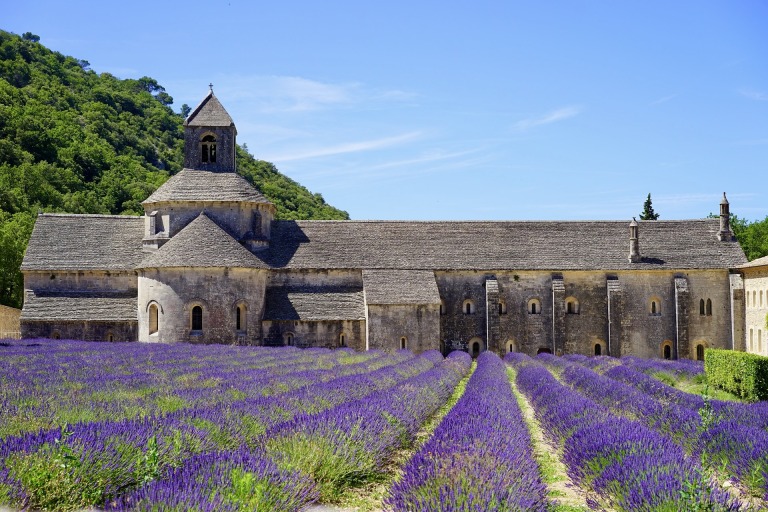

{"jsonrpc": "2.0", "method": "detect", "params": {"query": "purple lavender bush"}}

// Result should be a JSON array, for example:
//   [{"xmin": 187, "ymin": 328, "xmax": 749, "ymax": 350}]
[
  {"xmin": 0, "ymin": 345, "xmax": 432, "ymax": 510},
  {"xmin": 387, "ymin": 351, "xmax": 548, "ymax": 512},
  {"xmin": 511, "ymin": 356, "xmax": 740, "ymax": 511},
  {"xmin": 264, "ymin": 351, "xmax": 471, "ymax": 503},
  {"xmin": 113, "ymin": 447, "xmax": 318, "ymax": 512}
]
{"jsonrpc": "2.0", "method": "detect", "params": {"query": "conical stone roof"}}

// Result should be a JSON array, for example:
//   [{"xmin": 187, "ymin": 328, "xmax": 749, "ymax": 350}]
[
  {"xmin": 137, "ymin": 213, "xmax": 267, "ymax": 269},
  {"xmin": 185, "ymin": 91, "xmax": 234, "ymax": 127}
]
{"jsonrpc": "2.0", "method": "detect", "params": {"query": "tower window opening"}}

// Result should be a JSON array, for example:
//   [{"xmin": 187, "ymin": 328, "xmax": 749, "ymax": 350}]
[
  {"xmin": 400, "ymin": 337, "xmax": 407, "ymax": 350},
  {"xmin": 706, "ymin": 299, "xmax": 712, "ymax": 316},
  {"xmin": 700, "ymin": 299, "xmax": 705, "ymax": 316},
  {"xmin": 201, "ymin": 135, "xmax": 217, "ymax": 163}
]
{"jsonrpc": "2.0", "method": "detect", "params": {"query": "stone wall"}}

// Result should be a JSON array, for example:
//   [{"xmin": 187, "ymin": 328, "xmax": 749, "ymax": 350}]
[
  {"xmin": 21, "ymin": 320, "xmax": 137, "ymax": 341},
  {"xmin": 261, "ymin": 319, "xmax": 365, "ymax": 350},
  {"xmin": 142, "ymin": 201, "xmax": 273, "ymax": 243},
  {"xmin": 366, "ymin": 304, "xmax": 439, "ymax": 353},
  {"xmin": 744, "ymin": 266, "xmax": 768, "ymax": 355},
  {"xmin": 0, "ymin": 305, "xmax": 21, "ymax": 339},
  {"xmin": 183, "ymin": 125, "xmax": 237, "ymax": 173},
  {"xmin": 434, "ymin": 269, "xmax": 734, "ymax": 359},
  {"xmin": 25, "ymin": 271, "xmax": 137, "ymax": 294},
  {"xmin": 138, "ymin": 267, "xmax": 266, "ymax": 344}
]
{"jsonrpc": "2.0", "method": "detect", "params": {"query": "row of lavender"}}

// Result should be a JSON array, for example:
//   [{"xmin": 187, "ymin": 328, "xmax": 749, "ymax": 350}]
[
  {"xmin": 119, "ymin": 351, "xmax": 472, "ymax": 510},
  {"xmin": 560, "ymin": 353, "xmax": 768, "ymax": 500},
  {"xmin": 389, "ymin": 351, "xmax": 548, "ymax": 511},
  {"xmin": 506, "ymin": 352, "xmax": 741, "ymax": 511},
  {"xmin": 0, "ymin": 340, "xmax": 452, "ymax": 510},
  {"xmin": 0, "ymin": 339, "xmax": 395, "ymax": 438}
]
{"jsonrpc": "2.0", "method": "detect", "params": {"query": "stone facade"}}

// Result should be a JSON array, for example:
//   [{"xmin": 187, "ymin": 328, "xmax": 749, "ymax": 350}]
[
  {"xmin": 741, "ymin": 256, "xmax": 768, "ymax": 356},
  {"xmin": 0, "ymin": 304, "xmax": 21, "ymax": 339},
  {"xmin": 19, "ymin": 91, "xmax": 752, "ymax": 359}
]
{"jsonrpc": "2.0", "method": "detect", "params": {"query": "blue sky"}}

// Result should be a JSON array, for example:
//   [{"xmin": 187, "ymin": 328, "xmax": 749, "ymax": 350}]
[{"xmin": 5, "ymin": 1, "xmax": 767, "ymax": 221}]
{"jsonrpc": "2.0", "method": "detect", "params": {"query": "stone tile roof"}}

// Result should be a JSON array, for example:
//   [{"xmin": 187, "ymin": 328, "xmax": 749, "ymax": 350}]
[
  {"xmin": 185, "ymin": 92, "xmax": 234, "ymax": 127},
  {"xmin": 740, "ymin": 255, "xmax": 768, "ymax": 269},
  {"xmin": 137, "ymin": 213, "xmax": 268, "ymax": 269},
  {"xmin": 143, "ymin": 169, "xmax": 272, "ymax": 205},
  {"xmin": 264, "ymin": 287, "xmax": 366, "ymax": 321},
  {"xmin": 21, "ymin": 290, "xmax": 137, "ymax": 322},
  {"xmin": 266, "ymin": 218, "xmax": 747, "ymax": 271},
  {"xmin": 362, "ymin": 270, "xmax": 441, "ymax": 304},
  {"xmin": 21, "ymin": 214, "xmax": 145, "ymax": 271}
]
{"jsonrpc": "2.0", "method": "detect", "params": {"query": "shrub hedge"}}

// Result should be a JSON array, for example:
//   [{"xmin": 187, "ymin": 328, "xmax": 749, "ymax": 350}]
[{"xmin": 704, "ymin": 348, "xmax": 768, "ymax": 402}]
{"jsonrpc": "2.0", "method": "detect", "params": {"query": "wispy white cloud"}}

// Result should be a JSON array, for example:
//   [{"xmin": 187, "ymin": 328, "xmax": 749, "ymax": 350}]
[
  {"xmin": 512, "ymin": 105, "xmax": 583, "ymax": 131},
  {"xmin": 265, "ymin": 132, "xmax": 422, "ymax": 162},
  {"xmin": 167, "ymin": 74, "xmax": 415, "ymax": 114},
  {"xmin": 649, "ymin": 94, "xmax": 677, "ymax": 106},
  {"xmin": 738, "ymin": 88, "xmax": 768, "ymax": 101}
]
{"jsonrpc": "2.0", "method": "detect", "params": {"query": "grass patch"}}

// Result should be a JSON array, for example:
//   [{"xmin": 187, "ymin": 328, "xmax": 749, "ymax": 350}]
[
  {"xmin": 324, "ymin": 361, "xmax": 477, "ymax": 511},
  {"xmin": 677, "ymin": 379, "xmax": 742, "ymax": 402},
  {"xmin": 507, "ymin": 367, "xmax": 592, "ymax": 512}
]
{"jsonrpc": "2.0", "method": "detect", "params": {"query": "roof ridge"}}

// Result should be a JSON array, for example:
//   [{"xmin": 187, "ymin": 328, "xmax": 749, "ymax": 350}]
[{"xmin": 38, "ymin": 213, "xmax": 142, "ymax": 219}]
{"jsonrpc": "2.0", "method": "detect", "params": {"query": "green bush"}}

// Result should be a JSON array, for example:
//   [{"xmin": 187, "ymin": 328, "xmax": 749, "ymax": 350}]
[{"xmin": 704, "ymin": 348, "xmax": 768, "ymax": 402}]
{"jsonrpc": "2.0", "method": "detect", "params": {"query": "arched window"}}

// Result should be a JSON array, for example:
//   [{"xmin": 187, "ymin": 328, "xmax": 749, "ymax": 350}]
[
  {"xmin": 750, "ymin": 328, "xmax": 754, "ymax": 351},
  {"xmin": 565, "ymin": 297, "xmax": 579, "ymax": 315},
  {"xmin": 498, "ymin": 301, "xmax": 507, "ymax": 315},
  {"xmin": 651, "ymin": 301, "xmax": 658, "ymax": 315},
  {"xmin": 706, "ymin": 299, "xmax": 712, "ymax": 316},
  {"xmin": 753, "ymin": 291, "xmax": 757, "ymax": 308},
  {"xmin": 696, "ymin": 344, "xmax": 705, "ymax": 361},
  {"xmin": 106, "ymin": 332, "xmax": 114, "ymax": 342},
  {"xmin": 699, "ymin": 299, "xmax": 705, "ymax": 316},
  {"xmin": 52, "ymin": 331, "xmax": 61, "ymax": 340},
  {"xmin": 594, "ymin": 343, "xmax": 602, "ymax": 356},
  {"xmin": 201, "ymin": 134, "xmax": 217, "ymax": 163},
  {"xmin": 528, "ymin": 298, "xmax": 541, "ymax": 315},
  {"xmin": 235, "ymin": 304, "xmax": 246, "ymax": 332},
  {"xmin": 761, "ymin": 290, "xmax": 764, "ymax": 308},
  {"xmin": 149, "ymin": 303, "xmax": 159, "ymax": 335},
  {"xmin": 339, "ymin": 333, "xmax": 347, "ymax": 347},
  {"xmin": 191, "ymin": 305, "xmax": 203, "ymax": 331},
  {"xmin": 507, "ymin": 340, "xmax": 516, "ymax": 353},
  {"xmin": 663, "ymin": 344, "xmax": 671, "ymax": 360},
  {"xmin": 746, "ymin": 293, "xmax": 750, "ymax": 308},
  {"xmin": 400, "ymin": 337, "xmax": 407, "ymax": 350},
  {"xmin": 463, "ymin": 300, "xmax": 475, "ymax": 315},
  {"xmin": 284, "ymin": 332, "xmax": 294, "ymax": 346}
]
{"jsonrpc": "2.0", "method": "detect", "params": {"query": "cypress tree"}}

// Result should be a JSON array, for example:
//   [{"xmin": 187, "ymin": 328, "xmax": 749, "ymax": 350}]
[{"xmin": 640, "ymin": 193, "xmax": 660, "ymax": 220}]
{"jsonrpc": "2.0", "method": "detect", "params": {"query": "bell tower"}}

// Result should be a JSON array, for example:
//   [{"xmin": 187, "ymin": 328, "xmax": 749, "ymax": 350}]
[{"xmin": 183, "ymin": 86, "xmax": 237, "ymax": 172}]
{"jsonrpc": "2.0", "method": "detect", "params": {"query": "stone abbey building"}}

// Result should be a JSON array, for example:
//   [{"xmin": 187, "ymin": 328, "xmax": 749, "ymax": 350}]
[{"xmin": 20, "ymin": 91, "xmax": 755, "ymax": 360}]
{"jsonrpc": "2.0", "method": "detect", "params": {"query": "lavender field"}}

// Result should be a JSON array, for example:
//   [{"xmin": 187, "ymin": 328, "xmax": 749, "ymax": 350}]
[{"xmin": 0, "ymin": 339, "xmax": 766, "ymax": 511}]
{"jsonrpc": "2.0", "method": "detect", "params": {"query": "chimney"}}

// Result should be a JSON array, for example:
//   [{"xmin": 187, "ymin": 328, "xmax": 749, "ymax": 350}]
[
  {"xmin": 718, "ymin": 192, "xmax": 733, "ymax": 241},
  {"xmin": 629, "ymin": 217, "xmax": 641, "ymax": 263}
]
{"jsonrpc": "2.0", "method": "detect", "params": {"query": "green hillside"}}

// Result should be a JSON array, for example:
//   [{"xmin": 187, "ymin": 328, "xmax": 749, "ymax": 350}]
[{"xmin": 0, "ymin": 30, "xmax": 348, "ymax": 309}]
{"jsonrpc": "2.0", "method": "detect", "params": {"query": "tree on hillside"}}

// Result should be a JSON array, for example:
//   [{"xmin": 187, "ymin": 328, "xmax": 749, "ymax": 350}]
[
  {"xmin": 0, "ymin": 29, "xmax": 349, "ymax": 308},
  {"xmin": 639, "ymin": 193, "xmax": 660, "ymax": 220}
]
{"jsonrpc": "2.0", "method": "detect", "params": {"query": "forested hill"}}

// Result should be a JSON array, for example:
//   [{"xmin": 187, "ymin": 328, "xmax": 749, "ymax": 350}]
[{"xmin": 0, "ymin": 29, "xmax": 348, "ymax": 309}]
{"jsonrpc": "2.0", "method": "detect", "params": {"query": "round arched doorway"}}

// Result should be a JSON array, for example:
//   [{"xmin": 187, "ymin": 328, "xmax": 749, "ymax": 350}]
[{"xmin": 468, "ymin": 337, "xmax": 485, "ymax": 358}]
